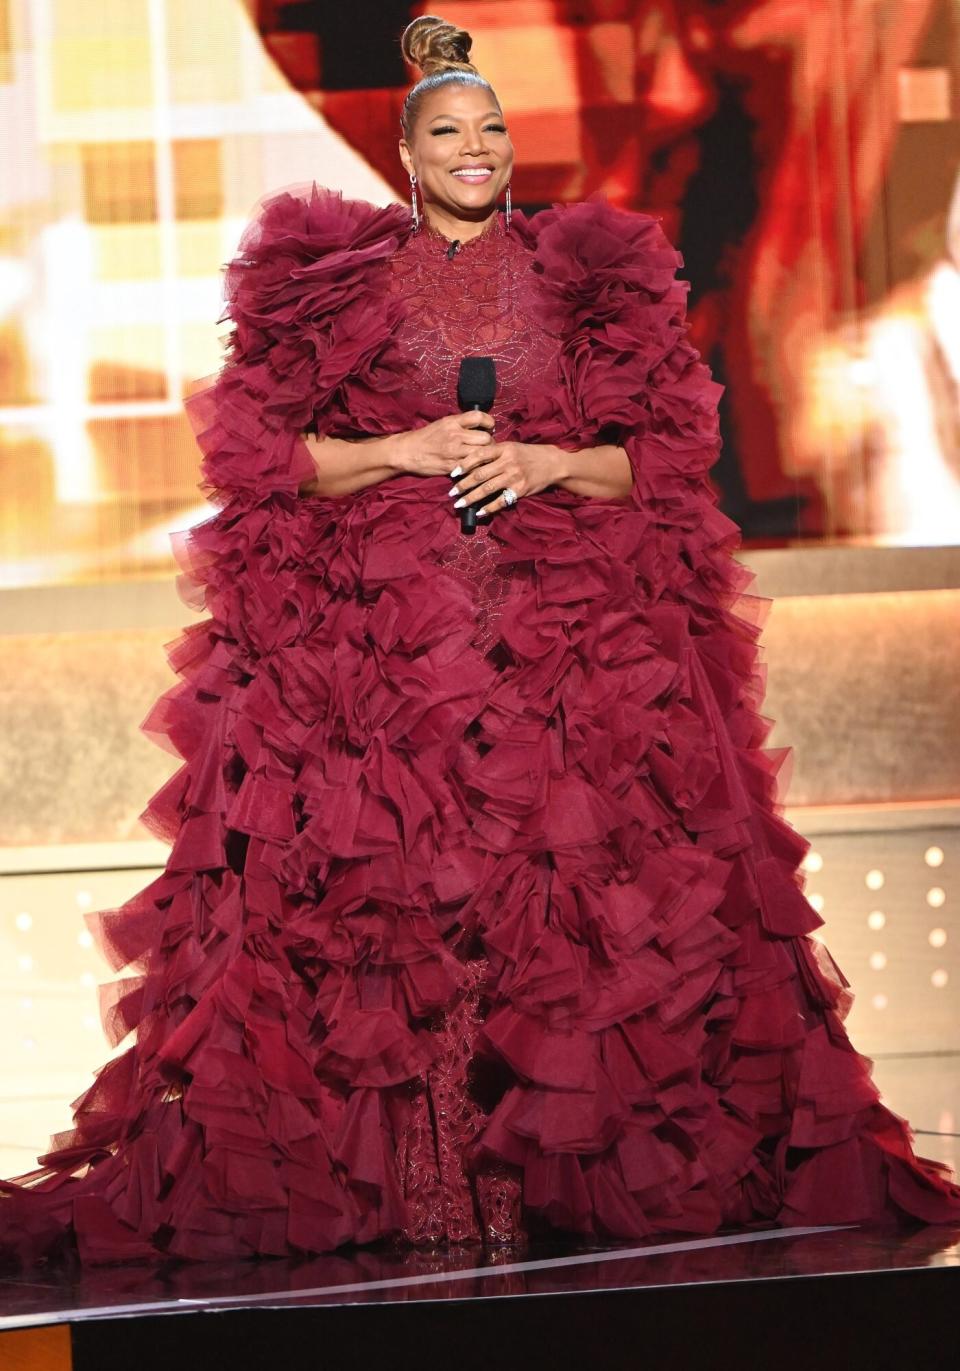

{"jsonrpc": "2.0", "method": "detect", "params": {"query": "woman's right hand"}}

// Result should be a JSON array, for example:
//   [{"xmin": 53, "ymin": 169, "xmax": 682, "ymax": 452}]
[{"xmin": 390, "ymin": 412, "xmax": 496, "ymax": 479}]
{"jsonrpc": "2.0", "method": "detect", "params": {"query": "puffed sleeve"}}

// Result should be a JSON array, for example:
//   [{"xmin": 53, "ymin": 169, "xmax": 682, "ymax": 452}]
[
  {"xmin": 525, "ymin": 197, "xmax": 725, "ymax": 508},
  {"xmin": 184, "ymin": 183, "xmax": 410, "ymax": 509}
]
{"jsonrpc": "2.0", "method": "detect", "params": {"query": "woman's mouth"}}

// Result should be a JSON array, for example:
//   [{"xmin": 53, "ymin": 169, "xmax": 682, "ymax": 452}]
[{"xmin": 450, "ymin": 167, "xmax": 495, "ymax": 184}]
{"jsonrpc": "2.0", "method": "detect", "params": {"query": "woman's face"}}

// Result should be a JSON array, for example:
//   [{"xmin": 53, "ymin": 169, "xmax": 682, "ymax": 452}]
[{"xmin": 399, "ymin": 82, "xmax": 514, "ymax": 223}]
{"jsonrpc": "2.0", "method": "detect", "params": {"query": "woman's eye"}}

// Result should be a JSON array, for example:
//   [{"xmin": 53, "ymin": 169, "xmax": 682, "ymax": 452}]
[{"xmin": 428, "ymin": 124, "xmax": 507, "ymax": 136}]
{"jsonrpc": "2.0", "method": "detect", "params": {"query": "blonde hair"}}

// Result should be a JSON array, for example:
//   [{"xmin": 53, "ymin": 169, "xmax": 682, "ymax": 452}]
[{"xmin": 399, "ymin": 15, "xmax": 498, "ymax": 136}]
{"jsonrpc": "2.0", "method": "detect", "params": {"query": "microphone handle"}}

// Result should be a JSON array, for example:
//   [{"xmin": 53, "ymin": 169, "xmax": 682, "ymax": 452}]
[
  {"xmin": 457, "ymin": 436, "xmax": 504, "ymax": 533},
  {"xmin": 459, "ymin": 405, "xmax": 484, "ymax": 535}
]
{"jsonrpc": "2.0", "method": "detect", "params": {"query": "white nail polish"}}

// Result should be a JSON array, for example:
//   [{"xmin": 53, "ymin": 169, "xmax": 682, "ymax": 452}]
[
  {"xmin": 453, "ymin": 497, "xmax": 465, "ymax": 509},
  {"xmin": 448, "ymin": 485, "xmax": 460, "ymax": 497},
  {"xmin": 476, "ymin": 507, "xmax": 488, "ymax": 518},
  {"xmin": 450, "ymin": 465, "xmax": 464, "ymax": 479}
]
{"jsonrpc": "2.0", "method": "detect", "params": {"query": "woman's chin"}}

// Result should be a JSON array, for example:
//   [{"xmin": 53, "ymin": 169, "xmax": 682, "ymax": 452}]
[{"xmin": 439, "ymin": 193, "xmax": 500, "ymax": 221}]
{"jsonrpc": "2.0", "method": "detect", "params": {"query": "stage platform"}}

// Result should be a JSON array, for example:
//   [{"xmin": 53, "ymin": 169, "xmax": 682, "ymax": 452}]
[
  {"xmin": 2, "ymin": 1021, "xmax": 958, "ymax": 1371},
  {"xmin": 2, "ymin": 1129, "xmax": 959, "ymax": 1371}
]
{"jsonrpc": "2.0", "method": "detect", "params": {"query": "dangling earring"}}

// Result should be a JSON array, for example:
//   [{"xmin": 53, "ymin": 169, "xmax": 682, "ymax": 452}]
[
  {"xmin": 409, "ymin": 172, "xmax": 420, "ymax": 232},
  {"xmin": 504, "ymin": 183, "xmax": 512, "ymax": 231}
]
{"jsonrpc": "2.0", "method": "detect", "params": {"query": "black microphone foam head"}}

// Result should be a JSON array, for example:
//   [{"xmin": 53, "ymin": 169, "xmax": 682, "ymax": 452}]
[{"xmin": 458, "ymin": 356, "xmax": 496, "ymax": 412}]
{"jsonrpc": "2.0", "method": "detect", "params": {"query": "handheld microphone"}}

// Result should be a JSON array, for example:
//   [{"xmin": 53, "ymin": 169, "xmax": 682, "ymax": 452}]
[{"xmin": 456, "ymin": 357, "xmax": 497, "ymax": 536}]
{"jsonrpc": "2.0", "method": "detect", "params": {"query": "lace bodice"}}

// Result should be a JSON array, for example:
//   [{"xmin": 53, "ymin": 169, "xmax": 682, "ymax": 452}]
[{"xmin": 385, "ymin": 212, "xmax": 561, "ymax": 426}]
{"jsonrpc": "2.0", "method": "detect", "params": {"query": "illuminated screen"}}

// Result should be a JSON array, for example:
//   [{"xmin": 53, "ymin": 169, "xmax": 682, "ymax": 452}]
[{"xmin": 1, "ymin": 0, "xmax": 959, "ymax": 592}]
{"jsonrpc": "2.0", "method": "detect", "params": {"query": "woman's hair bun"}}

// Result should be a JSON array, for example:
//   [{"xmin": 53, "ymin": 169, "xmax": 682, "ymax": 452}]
[{"xmin": 401, "ymin": 14, "xmax": 475, "ymax": 77}]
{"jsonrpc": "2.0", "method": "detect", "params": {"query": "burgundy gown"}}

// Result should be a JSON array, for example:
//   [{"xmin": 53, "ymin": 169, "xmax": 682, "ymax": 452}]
[{"xmin": 2, "ymin": 187, "xmax": 959, "ymax": 1267}]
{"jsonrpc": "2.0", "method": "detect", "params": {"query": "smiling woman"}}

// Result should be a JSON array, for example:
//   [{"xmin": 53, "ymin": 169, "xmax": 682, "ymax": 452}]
[
  {"xmin": 2, "ymin": 10, "xmax": 960, "ymax": 1272},
  {"xmin": 397, "ymin": 17, "xmax": 514, "ymax": 242},
  {"xmin": 296, "ymin": 14, "xmax": 633, "ymax": 513}
]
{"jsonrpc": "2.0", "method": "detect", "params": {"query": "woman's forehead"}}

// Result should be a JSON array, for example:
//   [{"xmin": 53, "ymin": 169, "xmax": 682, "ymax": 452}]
[{"xmin": 417, "ymin": 87, "xmax": 503, "ymax": 122}]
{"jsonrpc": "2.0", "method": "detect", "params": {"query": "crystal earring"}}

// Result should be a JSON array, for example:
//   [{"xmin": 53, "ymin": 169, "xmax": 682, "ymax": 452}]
[
  {"xmin": 505, "ymin": 182, "xmax": 512, "ymax": 231},
  {"xmin": 409, "ymin": 171, "xmax": 420, "ymax": 232}
]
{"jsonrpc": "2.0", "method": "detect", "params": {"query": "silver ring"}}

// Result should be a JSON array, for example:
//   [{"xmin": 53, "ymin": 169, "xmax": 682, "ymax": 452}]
[{"xmin": 502, "ymin": 487, "xmax": 518, "ymax": 506}]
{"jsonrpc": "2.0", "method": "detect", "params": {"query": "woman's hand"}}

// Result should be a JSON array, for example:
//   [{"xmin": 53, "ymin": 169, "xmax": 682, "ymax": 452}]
[
  {"xmin": 391, "ymin": 411, "xmax": 496, "ymax": 478},
  {"xmin": 447, "ymin": 440, "xmax": 565, "ymax": 516}
]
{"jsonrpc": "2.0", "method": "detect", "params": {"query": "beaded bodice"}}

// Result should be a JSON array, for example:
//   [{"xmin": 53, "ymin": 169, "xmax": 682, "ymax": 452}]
[{"xmin": 385, "ymin": 213, "xmax": 561, "ymax": 426}]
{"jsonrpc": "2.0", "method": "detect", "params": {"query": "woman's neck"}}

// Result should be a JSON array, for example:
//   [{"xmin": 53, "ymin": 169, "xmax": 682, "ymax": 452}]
[{"xmin": 420, "ymin": 204, "xmax": 499, "ymax": 244}]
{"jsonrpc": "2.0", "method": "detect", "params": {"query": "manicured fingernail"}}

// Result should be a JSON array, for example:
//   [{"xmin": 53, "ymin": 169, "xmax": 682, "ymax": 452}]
[
  {"xmin": 453, "ymin": 497, "xmax": 465, "ymax": 509},
  {"xmin": 476, "ymin": 507, "xmax": 488, "ymax": 518},
  {"xmin": 449, "ymin": 465, "xmax": 464, "ymax": 479},
  {"xmin": 448, "ymin": 485, "xmax": 460, "ymax": 497}
]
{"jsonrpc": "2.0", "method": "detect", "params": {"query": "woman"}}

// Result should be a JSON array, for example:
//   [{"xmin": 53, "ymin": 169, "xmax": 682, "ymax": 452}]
[{"xmin": 2, "ymin": 15, "xmax": 959, "ymax": 1268}]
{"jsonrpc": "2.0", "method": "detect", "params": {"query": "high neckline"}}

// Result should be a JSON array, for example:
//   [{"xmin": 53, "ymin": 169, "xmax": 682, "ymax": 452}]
[{"xmin": 417, "ymin": 211, "xmax": 505, "ymax": 256}]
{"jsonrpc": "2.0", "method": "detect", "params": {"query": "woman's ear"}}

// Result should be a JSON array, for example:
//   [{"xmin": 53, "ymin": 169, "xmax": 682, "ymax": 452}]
[{"xmin": 398, "ymin": 140, "xmax": 415, "ymax": 179}]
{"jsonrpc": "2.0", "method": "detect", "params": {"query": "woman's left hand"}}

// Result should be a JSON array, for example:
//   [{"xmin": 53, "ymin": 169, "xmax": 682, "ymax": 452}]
[{"xmin": 447, "ymin": 441, "xmax": 564, "ymax": 517}]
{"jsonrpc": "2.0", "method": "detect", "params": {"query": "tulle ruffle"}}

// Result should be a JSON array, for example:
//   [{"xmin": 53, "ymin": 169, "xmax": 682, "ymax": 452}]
[
  {"xmin": 3, "ymin": 187, "xmax": 959, "ymax": 1269},
  {"xmin": 184, "ymin": 185, "xmax": 417, "ymax": 509}
]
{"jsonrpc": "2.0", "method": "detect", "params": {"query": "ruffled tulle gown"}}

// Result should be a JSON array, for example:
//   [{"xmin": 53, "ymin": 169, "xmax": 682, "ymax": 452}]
[{"xmin": 2, "ymin": 188, "xmax": 960, "ymax": 1268}]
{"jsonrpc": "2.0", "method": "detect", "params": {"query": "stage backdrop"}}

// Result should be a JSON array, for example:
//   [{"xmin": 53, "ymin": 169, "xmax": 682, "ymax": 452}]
[{"xmin": 0, "ymin": 0, "xmax": 959, "ymax": 594}]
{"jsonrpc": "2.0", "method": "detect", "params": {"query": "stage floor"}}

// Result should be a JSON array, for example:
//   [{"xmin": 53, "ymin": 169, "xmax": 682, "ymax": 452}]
[
  {"xmin": 2, "ymin": 1216, "xmax": 960, "ymax": 1329},
  {"xmin": 1, "ymin": 1053, "xmax": 957, "ymax": 1334}
]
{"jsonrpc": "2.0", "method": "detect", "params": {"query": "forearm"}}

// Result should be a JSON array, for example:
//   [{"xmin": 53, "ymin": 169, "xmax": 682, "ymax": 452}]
[
  {"xmin": 551, "ymin": 444, "xmax": 633, "ymax": 502},
  {"xmin": 298, "ymin": 432, "xmax": 405, "ymax": 497}
]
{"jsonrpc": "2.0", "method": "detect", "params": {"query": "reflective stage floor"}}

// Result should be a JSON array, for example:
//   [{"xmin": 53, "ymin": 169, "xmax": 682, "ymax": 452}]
[
  {"xmin": 1, "ymin": 1056, "xmax": 958, "ymax": 1370},
  {"xmin": 1, "ymin": 1219, "xmax": 959, "ymax": 1371}
]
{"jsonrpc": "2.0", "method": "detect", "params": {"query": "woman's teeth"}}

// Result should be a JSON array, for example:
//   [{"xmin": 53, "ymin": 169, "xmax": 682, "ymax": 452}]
[{"xmin": 451, "ymin": 169, "xmax": 493, "ymax": 181}]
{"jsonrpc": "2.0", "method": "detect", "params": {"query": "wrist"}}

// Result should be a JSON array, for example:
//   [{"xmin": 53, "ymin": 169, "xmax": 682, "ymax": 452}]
[
  {"xmin": 550, "ymin": 444, "xmax": 574, "ymax": 483},
  {"xmin": 377, "ymin": 430, "xmax": 412, "ymax": 472}
]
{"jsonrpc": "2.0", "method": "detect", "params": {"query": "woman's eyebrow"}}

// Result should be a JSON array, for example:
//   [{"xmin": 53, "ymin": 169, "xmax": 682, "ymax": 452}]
[{"xmin": 426, "ymin": 110, "xmax": 504, "ymax": 122}]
